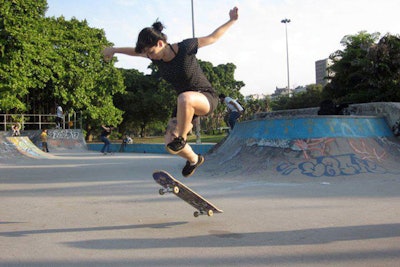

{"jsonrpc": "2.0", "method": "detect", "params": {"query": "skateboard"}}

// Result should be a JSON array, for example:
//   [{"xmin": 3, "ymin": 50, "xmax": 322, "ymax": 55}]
[{"xmin": 153, "ymin": 170, "xmax": 223, "ymax": 217}]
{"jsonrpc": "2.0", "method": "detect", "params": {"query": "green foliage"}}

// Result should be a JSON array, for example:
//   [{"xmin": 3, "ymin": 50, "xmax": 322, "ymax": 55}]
[
  {"xmin": 244, "ymin": 95, "xmax": 271, "ymax": 117},
  {"xmin": 0, "ymin": 0, "xmax": 125, "ymax": 128},
  {"xmin": 325, "ymin": 31, "xmax": 400, "ymax": 103},
  {"xmin": 115, "ymin": 68, "xmax": 175, "ymax": 137},
  {"xmin": 365, "ymin": 34, "xmax": 400, "ymax": 101},
  {"xmin": 0, "ymin": 0, "xmax": 49, "ymax": 111},
  {"xmin": 46, "ymin": 16, "xmax": 125, "ymax": 126},
  {"xmin": 269, "ymin": 85, "xmax": 324, "ymax": 111}
]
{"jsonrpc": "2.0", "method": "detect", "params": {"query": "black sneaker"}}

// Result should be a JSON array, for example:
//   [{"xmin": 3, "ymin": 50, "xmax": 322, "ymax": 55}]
[
  {"xmin": 182, "ymin": 154, "xmax": 204, "ymax": 177},
  {"xmin": 166, "ymin": 136, "xmax": 186, "ymax": 154}
]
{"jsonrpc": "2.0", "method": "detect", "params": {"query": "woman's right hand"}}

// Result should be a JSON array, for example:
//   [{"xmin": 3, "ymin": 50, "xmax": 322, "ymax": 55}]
[{"xmin": 102, "ymin": 47, "xmax": 115, "ymax": 62}]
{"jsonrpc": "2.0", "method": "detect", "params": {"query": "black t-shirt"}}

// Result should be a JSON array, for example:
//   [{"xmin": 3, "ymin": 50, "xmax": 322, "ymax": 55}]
[
  {"xmin": 152, "ymin": 38, "xmax": 216, "ymax": 96},
  {"xmin": 101, "ymin": 128, "xmax": 111, "ymax": 137}
]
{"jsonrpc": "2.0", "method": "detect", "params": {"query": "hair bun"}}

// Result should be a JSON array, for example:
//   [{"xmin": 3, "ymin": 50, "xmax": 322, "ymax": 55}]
[{"xmin": 152, "ymin": 21, "xmax": 164, "ymax": 32}]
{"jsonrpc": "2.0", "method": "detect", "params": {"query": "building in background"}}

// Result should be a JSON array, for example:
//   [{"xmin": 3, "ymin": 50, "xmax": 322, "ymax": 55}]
[
  {"xmin": 271, "ymin": 86, "xmax": 293, "ymax": 99},
  {"xmin": 315, "ymin": 58, "xmax": 333, "ymax": 86}
]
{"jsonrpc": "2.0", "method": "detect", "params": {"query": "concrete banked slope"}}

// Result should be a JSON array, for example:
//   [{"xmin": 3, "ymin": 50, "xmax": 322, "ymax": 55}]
[{"xmin": 204, "ymin": 115, "xmax": 400, "ymax": 179}]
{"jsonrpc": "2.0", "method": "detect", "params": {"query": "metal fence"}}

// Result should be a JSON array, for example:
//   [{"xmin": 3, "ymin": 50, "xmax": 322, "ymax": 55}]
[{"xmin": 0, "ymin": 112, "xmax": 82, "ymax": 131}]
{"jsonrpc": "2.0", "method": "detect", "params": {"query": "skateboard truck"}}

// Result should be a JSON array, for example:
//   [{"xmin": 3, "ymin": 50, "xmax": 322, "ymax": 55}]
[
  {"xmin": 158, "ymin": 186, "xmax": 180, "ymax": 195},
  {"xmin": 194, "ymin": 210, "xmax": 214, "ymax": 217}
]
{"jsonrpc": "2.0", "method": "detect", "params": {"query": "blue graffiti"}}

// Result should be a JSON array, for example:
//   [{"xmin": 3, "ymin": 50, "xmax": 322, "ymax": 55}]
[{"xmin": 277, "ymin": 153, "xmax": 387, "ymax": 177}]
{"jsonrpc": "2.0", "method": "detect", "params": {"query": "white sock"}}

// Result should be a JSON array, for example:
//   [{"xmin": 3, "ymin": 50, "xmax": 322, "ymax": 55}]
[{"xmin": 190, "ymin": 158, "xmax": 198, "ymax": 166}]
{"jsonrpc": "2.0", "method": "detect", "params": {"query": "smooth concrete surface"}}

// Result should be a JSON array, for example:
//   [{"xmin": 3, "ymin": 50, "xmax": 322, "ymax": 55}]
[{"xmin": 1, "ymin": 151, "xmax": 400, "ymax": 267}]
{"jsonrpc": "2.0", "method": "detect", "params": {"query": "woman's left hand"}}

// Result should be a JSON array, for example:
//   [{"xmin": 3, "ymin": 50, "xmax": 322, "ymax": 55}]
[{"xmin": 229, "ymin": 7, "xmax": 239, "ymax": 21}]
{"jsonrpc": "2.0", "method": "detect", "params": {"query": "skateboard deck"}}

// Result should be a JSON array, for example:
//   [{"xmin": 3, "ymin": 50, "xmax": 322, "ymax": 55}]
[{"xmin": 153, "ymin": 170, "xmax": 223, "ymax": 217}]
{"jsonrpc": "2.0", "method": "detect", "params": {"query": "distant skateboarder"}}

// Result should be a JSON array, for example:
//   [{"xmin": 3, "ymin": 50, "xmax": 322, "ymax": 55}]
[
  {"xmin": 40, "ymin": 129, "xmax": 49, "ymax": 152},
  {"xmin": 102, "ymin": 7, "xmax": 239, "ymax": 177},
  {"xmin": 100, "ymin": 125, "xmax": 112, "ymax": 155}
]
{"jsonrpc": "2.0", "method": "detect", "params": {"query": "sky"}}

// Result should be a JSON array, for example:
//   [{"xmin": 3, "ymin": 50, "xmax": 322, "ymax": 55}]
[{"xmin": 45, "ymin": 0, "xmax": 400, "ymax": 96}]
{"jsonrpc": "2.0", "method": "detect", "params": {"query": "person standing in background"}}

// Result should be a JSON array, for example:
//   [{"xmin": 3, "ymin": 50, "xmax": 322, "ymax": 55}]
[
  {"xmin": 55, "ymin": 103, "xmax": 63, "ymax": 129},
  {"xmin": 12, "ymin": 123, "xmax": 21, "ymax": 136},
  {"xmin": 219, "ymin": 94, "xmax": 244, "ymax": 130},
  {"xmin": 40, "ymin": 129, "xmax": 49, "ymax": 152}
]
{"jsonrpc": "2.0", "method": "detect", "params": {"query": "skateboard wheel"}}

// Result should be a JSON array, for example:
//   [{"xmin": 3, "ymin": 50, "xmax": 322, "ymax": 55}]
[
  {"xmin": 158, "ymin": 189, "xmax": 165, "ymax": 195},
  {"xmin": 173, "ymin": 186, "xmax": 180, "ymax": 194},
  {"xmin": 207, "ymin": 210, "xmax": 214, "ymax": 217},
  {"xmin": 194, "ymin": 211, "xmax": 200, "ymax": 217}
]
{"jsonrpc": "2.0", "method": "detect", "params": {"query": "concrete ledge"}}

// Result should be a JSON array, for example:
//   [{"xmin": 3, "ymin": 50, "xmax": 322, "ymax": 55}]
[
  {"xmin": 254, "ymin": 102, "xmax": 400, "ymax": 132},
  {"xmin": 87, "ymin": 143, "xmax": 216, "ymax": 155},
  {"xmin": 232, "ymin": 115, "xmax": 393, "ymax": 140}
]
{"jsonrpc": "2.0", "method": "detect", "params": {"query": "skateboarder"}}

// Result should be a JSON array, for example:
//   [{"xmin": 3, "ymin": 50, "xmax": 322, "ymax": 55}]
[
  {"xmin": 103, "ymin": 7, "xmax": 239, "ymax": 177},
  {"xmin": 100, "ymin": 125, "xmax": 112, "ymax": 155}
]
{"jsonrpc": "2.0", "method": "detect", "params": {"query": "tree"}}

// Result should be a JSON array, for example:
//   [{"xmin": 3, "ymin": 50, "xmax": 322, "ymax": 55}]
[
  {"xmin": 115, "ymin": 68, "xmax": 175, "ymax": 137},
  {"xmin": 0, "ymin": 0, "xmax": 49, "ymax": 112},
  {"xmin": 45, "ymin": 16, "xmax": 125, "ymax": 128},
  {"xmin": 324, "ymin": 31, "xmax": 400, "ymax": 103},
  {"xmin": 1, "ymin": 0, "xmax": 125, "ymax": 134},
  {"xmin": 244, "ymin": 95, "xmax": 271, "ymax": 119},
  {"xmin": 365, "ymin": 34, "xmax": 400, "ymax": 101}
]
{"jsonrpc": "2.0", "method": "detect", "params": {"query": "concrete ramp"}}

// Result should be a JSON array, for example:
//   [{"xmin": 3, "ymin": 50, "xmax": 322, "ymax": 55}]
[
  {"xmin": 3, "ymin": 136, "xmax": 54, "ymax": 159},
  {"xmin": 0, "ymin": 129, "xmax": 87, "ymax": 160},
  {"xmin": 25, "ymin": 129, "xmax": 88, "ymax": 153},
  {"xmin": 46, "ymin": 129, "xmax": 88, "ymax": 152},
  {"xmin": 205, "ymin": 116, "xmax": 400, "ymax": 178}
]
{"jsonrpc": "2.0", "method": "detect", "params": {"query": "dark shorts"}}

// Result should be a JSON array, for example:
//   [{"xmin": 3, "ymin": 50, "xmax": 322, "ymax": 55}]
[
  {"xmin": 202, "ymin": 91, "xmax": 219, "ymax": 116},
  {"xmin": 172, "ymin": 91, "xmax": 219, "ymax": 118}
]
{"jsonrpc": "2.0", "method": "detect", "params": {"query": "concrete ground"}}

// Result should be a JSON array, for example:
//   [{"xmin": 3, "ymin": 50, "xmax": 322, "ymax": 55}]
[{"xmin": 1, "ymin": 152, "xmax": 400, "ymax": 267}]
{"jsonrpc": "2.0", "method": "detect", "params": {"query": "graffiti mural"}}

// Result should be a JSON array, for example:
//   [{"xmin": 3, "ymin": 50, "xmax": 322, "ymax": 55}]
[
  {"xmin": 291, "ymin": 138, "xmax": 335, "ymax": 160},
  {"xmin": 348, "ymin": 139, "xmax": 387, "ymax": 162},
  {"xmin": 277, "ymin": 153, "xmax": 387, "ymax": 177},
  {"xmin": 6, "ymin": 137, "xmax": 49, "ymax": 158},
  {"xmin": 48, "ymin": 129, "xmax": 80, "ymax": 140},
  {"xmin": 271, "ymin": 137, "xmax": 398, "ymax": 177},
  {"xmin": 251, "ymin": 137, "xmax": 336, "ymax": 159},
  {"xmin": 46, "ymin": 129, "xmax": 87, "ymax": 150}
]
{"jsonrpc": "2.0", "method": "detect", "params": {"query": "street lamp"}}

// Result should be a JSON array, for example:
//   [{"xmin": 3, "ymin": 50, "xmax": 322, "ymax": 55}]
[
  {"xmin": 191, "ymin": 0, "xmax": 195, "ymax": 38},
  {"xmin": 281, "ymin": 18, "xmax": 291, "ymax": 90},
  {"xmin": 191, "ymin": 0, "xmax": 201, "ymax": 143}
]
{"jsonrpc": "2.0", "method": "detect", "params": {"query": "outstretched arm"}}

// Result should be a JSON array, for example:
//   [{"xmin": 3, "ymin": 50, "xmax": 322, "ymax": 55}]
[
  {"xmin": 102, "ymin": 47, "xmax": 146, "ymax": 62},
  {"xmin": 198, "ymin": 7, "xmax": 239, "ymax": 48}
]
